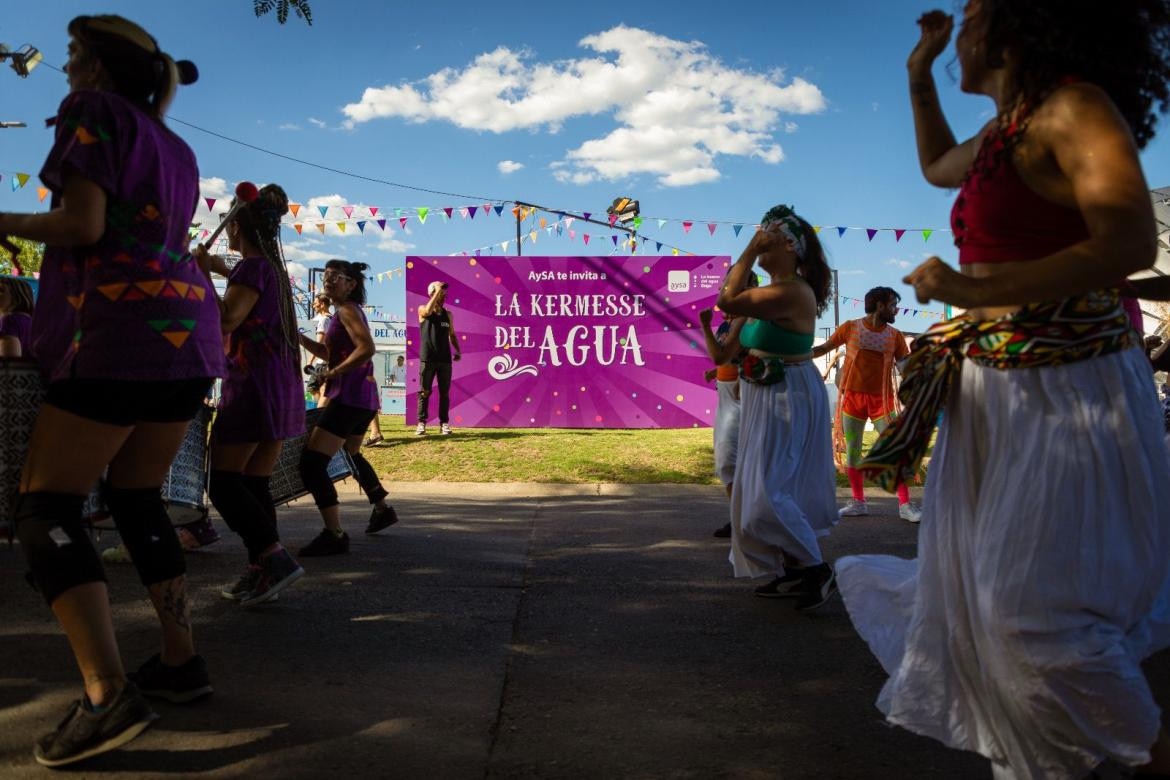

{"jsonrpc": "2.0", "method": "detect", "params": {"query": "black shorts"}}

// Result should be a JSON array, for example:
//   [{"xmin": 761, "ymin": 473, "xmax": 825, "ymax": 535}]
[
  {"xmin": 315, "ymin": 401, "xmax": 377, "ymax": 438},
  {"xmin": 46, "ymin": 378, "xmax": 214, "ymax": 427}
]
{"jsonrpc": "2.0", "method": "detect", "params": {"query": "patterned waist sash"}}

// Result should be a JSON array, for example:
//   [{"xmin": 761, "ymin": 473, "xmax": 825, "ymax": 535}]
[
  {"xmin": 739, "ymin": 353, "xmax": 786, "ymax": 385},
  {"xmin": 859, "ymin": 291, "xmax": 1135, "ymax": 492}
]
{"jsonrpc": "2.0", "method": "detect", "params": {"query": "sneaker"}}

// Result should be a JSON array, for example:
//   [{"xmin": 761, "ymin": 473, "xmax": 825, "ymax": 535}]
[
  {"xmin": 240, "ymin": 548, "xmax": 304, "ymax": 607},
  {"xmin": 899, "ymin": 502, "xmax": 923, "ymax": 524},
  {"xmin": 176, "ymin": 516, "xmax": 220, "ymax": 549},
  {"xmin": 221, "ymin": 565, "xmax": 262, "ymax": 601},
  {"xmin": 363, "ymin": 434, "xmax": 384, "ymax": 447},
  {"xmin": 415, "ymin": 423, "xmax": 426, "ymax": 436},
  {"xmin": 33, "ymin": 683, "xmax": 158, "ymax": 768},
  {"xmin": 440, "ymin": 423, "xmax": 451, "ymax": 435},
  {"xmin": 838, "ymin": 499, "xmax": 869, "ymax": 518},
  {"xmin": 128, "ymin": 654, "xmax": 213, "ymax": 704},
  {"xmin": 712, "ymin": 523, "xmax": 732, "ymax": 539},
  {"xmin": 754, "ymin": 569, "xmax": 805, "ymax": 599},
  {"xmin": 298, "ymin": 529, "xmax": 350, "ymax": 557},
  {"xmin": 365, "ymin": 504, "xmax": 399, "ymax": 534},
  {"xmin": 794, "ymin": 563, "xmax": 838, "ymax": 612}
]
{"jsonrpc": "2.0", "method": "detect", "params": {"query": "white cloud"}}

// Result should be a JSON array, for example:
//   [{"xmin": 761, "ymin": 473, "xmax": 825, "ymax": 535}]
[
  {"xmin": 279, "ymin": 123, "xmax": 301, "ymax": 131},
  {"xmin": 886, "ymin": 258, "xmax": 913, "ymax": 270},
  {"xmin": 838, "ymin": 269, "xmax": 867, "ymax": 276},
  {"xmin": 340, "ymin": 25, "xmax": 826, "ymax": 187},
  {"xmin": 375, "ymin": 235, "xmax": 415, "ymax": 253},
  {"xmin": 308, "ymin": 117, "xmax": 327, "ymax": 128},
  {"xmin": 498, "ymin": 159, "xmax": 524, "ymax": 174}
]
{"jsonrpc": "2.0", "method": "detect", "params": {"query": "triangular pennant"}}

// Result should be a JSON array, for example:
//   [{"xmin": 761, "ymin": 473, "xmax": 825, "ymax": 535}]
[
  {"xmin": 529, "ymin": 230, "xmax": 538, "ymax": 244},
  {"xmin": 204, "ymin": 198, "xmax": 216, "ymax": 212},
  {"xmin": 583, "ymin": 212, "xmax": 591, "ymax": 221},
  {"xmin": 657, "ymin": 219, "xmax": 667, "ymax": 229},
  {"xmin": 500, "ymin": 241, "xmax": 510, "ymax": 251},
  {"xmin": 672, "ymin": 248, "xmax": 680, "ymax": 256},
  {"xmin": 837, "ymin": 227, "xmax": 848, "ymax": 237},
  {"xmin": 608, "ymin": 214, "xmax": 618, "ymax": 226},
  {"xmin": 494, "ymin": 205, "xmax": 504, "ymax": 216},
  {"xmin": 459, "ymin": 208, "xmax": 469, "ymax": 218},
  {"xmin": 569, "ymin": 230, "xmax": 576, "ymax": 240},
  {"xmin": 468, "ymin": 206, "xmax": 478, "ymax": 219},
  {"xmin": 377, "ymin": 219, "xmax": 387, "ymax": 231},
  {"xmin": 337, "ymin": 223, "xmax": 347, "ymax": 234},
  {"xmin": 813, "ymin": 226, "xmax": 822, "ymax": 234},
  {"xmin": 357, "ymin": 221, "xmax": 366, "ymax": 233},
  {"xmin": 682, "ymin": 221, "xmax": 693, "ymax": 233},
  {"xmin": 611, "ymin": 235, "xmax": 619, "ymax": 246},
  {"xmin": 583, "ymin": 234, "xmax": 590, "ymax": 245},
  {"xmin": 294, "ymin": 224, "xmax": 303, "ymax": 234},
  {"xmin": 894, "ymin": 229, "xmax": 906, "ymax": 242},
  {"xmin": 317, "ymin": 205, "xmax": 329, "ymax": 218},
  {"xmin": 510, "ymin": 206, "xmax": 520, "ymax": 219},
  {"xmin": 417, "ymin": 207, "xmax": 429, "ymax": 224},
  {"xmin": 369, "ymin": 207, "xmax": 379, "ymax": 217},
  {"xmin": 342, "ymin": 206, "xmax": 354, "ymax": 218},
  {"xmin": 399, "ymin": 217, "xmax": 408, "ymax": 230},
  {"xmin": 37, "ymin": 187, "xmax": 49, "ymax": 202},
  {"xmin": 656, "ymin": 242, "xmax": 663, "ymax": 252},
  {"xmin": 633, "ymin": 216, "xmax": 643, "ymax": 229},
  {"xmin": 923, "ymin": 229, "xmax": 933, "ymax": 241},
  {"xmin": 707, "ymin": 223, "xmax": 717, "ymax": 236},
  {"xmin": 15, "ymin": 173, "xmax": 30, "ymax": 189},
  {"xmin": 316, "ymin": 224, "xmax": 326, "ymax": 234},
  {"xmin": 733, "ymin": 224, "xmax": 743, "ymax": 237},
  {"xmin": 540, "ymin": 217, "xmax": 547, "ymax": 229},
  {"xmin": 866, "ymin": 229, "xmax": 878, "ymax": 241},
  {"xmin": 289, "ymin": 203, "xmax": 301, "ymax": 218}
]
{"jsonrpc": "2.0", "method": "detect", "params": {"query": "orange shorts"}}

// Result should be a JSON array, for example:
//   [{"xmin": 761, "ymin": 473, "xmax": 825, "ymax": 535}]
[{"xmin": 840, "ymin": 391, "xmax": 892, "ymax": 422}]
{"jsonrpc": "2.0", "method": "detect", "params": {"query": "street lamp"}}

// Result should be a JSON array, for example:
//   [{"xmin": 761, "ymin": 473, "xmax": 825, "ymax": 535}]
[{"xmin": 0, "ymin": 44, "xmax": 42, "ymax": 77}]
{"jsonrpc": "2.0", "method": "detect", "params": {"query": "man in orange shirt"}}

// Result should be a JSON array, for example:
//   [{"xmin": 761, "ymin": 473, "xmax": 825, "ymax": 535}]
[{"xmin": 812, "ymin": 286, "xmax": 921, "ymax": 523}]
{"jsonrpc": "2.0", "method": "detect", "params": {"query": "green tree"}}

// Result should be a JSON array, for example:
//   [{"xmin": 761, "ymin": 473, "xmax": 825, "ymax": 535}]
[
  {"xmin": 253, "ymin": 0, "xmax": 313, "ymax": 25},
  {"xmin": 0, "ymin": 236, "xmax": 43, "ymax": 276}
]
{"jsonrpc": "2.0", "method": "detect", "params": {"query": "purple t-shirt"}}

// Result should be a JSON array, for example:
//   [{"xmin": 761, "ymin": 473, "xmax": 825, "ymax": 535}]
[
  {"xmin": 31, "ymin": 90, "xmax": 224, "ymax": 383},
  {"xmin": 0, "ymin": 312, "xmax": 32, "ymax": 355},
  {"xmin": 213, "ymin": 256, "xmax": 305, "ymax": 443},
  {"xmin": 324, "ymin": 303, "xmax": 379, "ymax": 410}
]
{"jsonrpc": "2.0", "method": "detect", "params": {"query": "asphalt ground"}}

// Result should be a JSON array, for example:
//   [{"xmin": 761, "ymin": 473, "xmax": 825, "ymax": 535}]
[{"xmin": 2, "ymin": 482, "xmax": 1168, "ymax": 779}]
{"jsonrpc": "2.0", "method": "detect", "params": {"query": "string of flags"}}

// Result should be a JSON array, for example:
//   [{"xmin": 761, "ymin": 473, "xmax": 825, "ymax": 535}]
[{"xmin": 837, "ymin": 295, "xmax": 946, "ymax": 320}]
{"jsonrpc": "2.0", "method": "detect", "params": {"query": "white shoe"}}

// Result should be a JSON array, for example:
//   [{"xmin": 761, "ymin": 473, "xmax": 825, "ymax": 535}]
[
  {"xmin": 838, "ymin": 499, "xmax": 869, "ymax": 517},
  {"xmin": 899, "ymin": 502, "xmax": 923, "ymax": 524},
  {"xmin": 440, "ymin": 423, "xmax": 451, "ymax": 435},
  {"xmin": 415, "ymin": 423, "xmax": 426, "ymax": 436}
]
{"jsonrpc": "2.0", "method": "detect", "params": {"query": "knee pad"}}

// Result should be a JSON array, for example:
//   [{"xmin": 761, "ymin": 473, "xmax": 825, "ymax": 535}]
[
  {"xmin": 14, "ymin": 491, "xmax": 105, "ymax": 604},
  {"xmin": 349, "ymin": 452, "xmax": 388, "ymax": 504},
  {"xmin": 299, "ymin": 450, "xmax": 338, "ymax": 509},
  {"xmin": 105, "ymin": 486, "xmax": 186, "ymax": 587}
]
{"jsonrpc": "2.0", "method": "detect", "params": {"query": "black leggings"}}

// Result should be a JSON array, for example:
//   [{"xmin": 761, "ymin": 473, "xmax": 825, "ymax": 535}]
[
  {"xmin": 208, "ymin": 471, "xmax": 279, "ymax": 563},
  {"xmin": 299, "ymin": 449, "xmax": 388, "ymax": 511}
]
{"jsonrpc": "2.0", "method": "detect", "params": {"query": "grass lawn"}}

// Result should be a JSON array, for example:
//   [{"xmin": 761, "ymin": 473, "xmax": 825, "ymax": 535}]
[{"xmin": 362, "ymin": 416, "xmax": 923, "ymax": 487}]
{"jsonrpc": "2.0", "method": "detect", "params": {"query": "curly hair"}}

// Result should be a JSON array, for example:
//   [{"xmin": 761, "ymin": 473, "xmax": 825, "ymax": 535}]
[
  {"xmin": 325, "ymin": 259, "xmax": 370, "ymax": 306},
  {"xmin": 974, "ymin": 0, "xmax": 1170, "ymax": 151}
]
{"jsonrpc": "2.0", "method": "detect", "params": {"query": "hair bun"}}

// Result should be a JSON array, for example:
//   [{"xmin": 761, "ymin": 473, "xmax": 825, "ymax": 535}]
[
  {"xmin": 351, "ymin": 262, "xmax": 369, "ymax": 273},
  {"xmin": 175, "ymin": 60, "xmax": 198, "ymax": 85},
  {"xmin": 257, "ymin": 184, "xmax": 290, "ymax": 219}
]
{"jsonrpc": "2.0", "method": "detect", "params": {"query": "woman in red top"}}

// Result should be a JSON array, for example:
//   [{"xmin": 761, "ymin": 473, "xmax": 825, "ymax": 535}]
[{"xmin": 836, "ymin": 3, "xmax": 1170, "ymax": 777}]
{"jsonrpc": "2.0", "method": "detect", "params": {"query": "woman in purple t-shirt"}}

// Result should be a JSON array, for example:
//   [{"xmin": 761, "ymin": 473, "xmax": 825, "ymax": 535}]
[
  {"xmin": 0, "ymin": 276, "xmax": 34, "ymax": 357},
  {"xmin": 193, "ymin": 184, "xmax": 305, "ymax": 607},
  {"xmin": 0, "ymin": 16, "xmax": 223, "ymax": 767},
  {"xmin": 296, "ymin": 259, "xmax": 398, "ymax": 556}
]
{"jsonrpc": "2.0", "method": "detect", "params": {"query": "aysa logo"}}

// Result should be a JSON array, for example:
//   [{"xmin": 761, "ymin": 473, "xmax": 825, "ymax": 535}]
[{"xmin": 667, "ymin": 270, "xmax": 691, "ymax": 293}]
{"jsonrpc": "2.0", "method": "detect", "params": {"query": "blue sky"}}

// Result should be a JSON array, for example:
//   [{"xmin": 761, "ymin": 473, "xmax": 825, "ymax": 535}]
[{"xmin": 3, "ymin": 1, "xmax": 1169, "ymax": 334}]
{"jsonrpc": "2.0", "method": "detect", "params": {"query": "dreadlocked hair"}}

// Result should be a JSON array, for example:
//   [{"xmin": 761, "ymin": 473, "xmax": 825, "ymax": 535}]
[
  {"xmin": 233, "ymin": 183, "xmax": 297, "ymax": 352},
  {"xmin": 68, "ymin": 15, "xmax": 198, "ymax": 119},
  {"xmin": 968, "ymin": 0, "xmax": 1170, "ymax": 178}
]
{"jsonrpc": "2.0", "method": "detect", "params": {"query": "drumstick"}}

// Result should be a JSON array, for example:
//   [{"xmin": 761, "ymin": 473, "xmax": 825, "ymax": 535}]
[
  {"xmin": 201, "ymin": 181, "xmax": 260, "ymax": 249},
  {"xmin": 0, "ymin": 235, "xmax": 21, "ymax": 276}
]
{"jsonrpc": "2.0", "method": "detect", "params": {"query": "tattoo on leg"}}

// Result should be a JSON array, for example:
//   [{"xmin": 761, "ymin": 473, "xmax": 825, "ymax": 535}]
[{"xmin": 158, "ymin": 577, "xmax": 191, "ymax": 631}]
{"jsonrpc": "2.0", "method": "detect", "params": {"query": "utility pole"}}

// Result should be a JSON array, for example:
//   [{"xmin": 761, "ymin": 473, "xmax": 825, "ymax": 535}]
[
  {"xmin": 832, "ymin": 268, "xmax": 840, "ymax": 327},
  {"xmin": 513, "ymin": 200, "xmax": 636, "ymax": 256},
  {"xmin": 516, "ymin": 205, "xmax": 522, "ymax": 257}
]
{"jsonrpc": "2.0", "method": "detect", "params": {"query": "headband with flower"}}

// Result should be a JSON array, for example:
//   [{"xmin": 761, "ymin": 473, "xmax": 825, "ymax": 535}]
[{"xmin": 760, "ymin": 204, "xmax": 809, "ymax": 261}]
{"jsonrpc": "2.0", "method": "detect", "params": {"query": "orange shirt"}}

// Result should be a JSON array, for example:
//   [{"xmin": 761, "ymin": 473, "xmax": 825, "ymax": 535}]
[{"xmin": 821, "ymin": 319, "xmax": 908, "ymax": 396}]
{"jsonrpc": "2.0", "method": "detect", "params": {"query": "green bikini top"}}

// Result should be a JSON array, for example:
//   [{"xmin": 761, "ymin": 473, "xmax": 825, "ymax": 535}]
[{"xmin": 738, "ymin": 318, "xmax": 814, "ymax": 355}]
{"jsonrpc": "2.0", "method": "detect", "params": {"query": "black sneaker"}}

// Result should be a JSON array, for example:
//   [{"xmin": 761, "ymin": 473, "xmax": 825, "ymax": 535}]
[
  {"xmin": 128, "ymin": 654, "xmax": 213, "ymax": 704},
  {"xmin": 754, "ymin": 570, "xmax": 805, "ymax": 598},
  {"xmin": 241, "ymin": 548, "xmax": 305, "ymax": 607},
  {"xmin": 794, "ymin": 563, "xmax": 838, "ymax": 612},
  {"xmin": 365, "ymin": 504, "xmax": 399, "ymax": 534},
  {"xmin": 298, "ymin": 529, "xmax": 350, "ymax": 557},
  {"xmin": 712, "ymin": 523, "xmax": 732, "ymax": 538},
  {"xmin": 33, "ymin": 682, "xmax": 158, "ymax": 767}
]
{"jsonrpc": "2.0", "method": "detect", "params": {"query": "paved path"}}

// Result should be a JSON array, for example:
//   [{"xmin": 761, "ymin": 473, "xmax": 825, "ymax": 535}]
[{"xmin": 2, "ymin": 482, "xmax": 1167, "ymax": 778}]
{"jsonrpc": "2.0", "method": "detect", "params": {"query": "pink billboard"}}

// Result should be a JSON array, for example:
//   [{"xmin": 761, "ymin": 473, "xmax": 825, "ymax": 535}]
[{"xmin": 405, "ymin": 255, "xmax": 730, "ymax": 428}]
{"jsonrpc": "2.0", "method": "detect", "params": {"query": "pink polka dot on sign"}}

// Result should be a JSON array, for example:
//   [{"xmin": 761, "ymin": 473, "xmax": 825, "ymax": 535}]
[
  {"xmin": 492, "ymin": 404, "xmax": 500, "ymax": 412},
  {"xmin": 579, "ymin": 386, "xmax": 586, "ymax": 392},
  {"xmin": 455, "ymin": 416, "xmax": 463, "ymax": 423},
  {"xmin": 495, "ymin": 277, "xmax": 502, "ymax": 284},
  {"xmin": 594, "ymin": 415, "xmax": 603, "ymax": 423}
]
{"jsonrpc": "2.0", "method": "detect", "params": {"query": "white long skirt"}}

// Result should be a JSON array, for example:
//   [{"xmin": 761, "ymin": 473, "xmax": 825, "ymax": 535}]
[
  {"xmin": 729, "ymin": 361, "xmax": 837, "ymax": 578},
  {"xmin": 837, "ymin": 347, "xmax": 1170, "ymax": 779},
  {"xmin": 713, "ymin": 379, "xmax": 741, "ymax": 486}
]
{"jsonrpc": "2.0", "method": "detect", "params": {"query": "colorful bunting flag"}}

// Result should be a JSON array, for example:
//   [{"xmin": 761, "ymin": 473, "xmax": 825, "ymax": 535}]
[
  {"xmin": 342, "ymin": 206, "xmax": 354, "ymax": 218},
  {"xmin": 682, "ymin": 221, "xmax": 693, "ymax": 233},
  {"xmin": 418, "ymin": 207, "xmax": 429, "ymax": 224},
  {"xmin": 707, "ymin": 223, "xmax": 717, "ymax": 236},
  {"xmin": 733, "ymin": 225, "xmax": 743, "ymax": 237},
  {"xmin": 294, "ymin": 224, "xmax": 303, "ymax": 234},
  {"xmin": 204, "ymin": 198, "xmax": 216, "ymax": 212},
  {"xmin": 317, "ymin": 205, "xmax": 329, "ymax": 218},
  {"xmin": 866, "ymin": 229, "xmax": 877, "ymax": 241},
  {"xmin": 289, "ymin": 203, "xmax": 301, "ymax": 218},
  {"xmin": 923, "ymin": 229, "xmax": 933, "ymax": 241},
  {"xmin": 837, "ymin": 227, "xmax": 847, "ymax": 237},
  {"xmin": 894, "ymin": 229, "xmax": 906, "ymax": 242},
  {"xmin": 37, "ymin": 187, "xmax": 48, "ymax": 202},
  {"xmin": 357, "ymin": 221, "xmax": 366, "ymax": 233}
]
